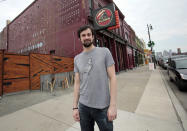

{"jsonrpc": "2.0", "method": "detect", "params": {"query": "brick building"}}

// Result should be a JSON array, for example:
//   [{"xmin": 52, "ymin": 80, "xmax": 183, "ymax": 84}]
[{"xmin": 0, "ymin": 0, "xmax": 145, "ymax": 72}]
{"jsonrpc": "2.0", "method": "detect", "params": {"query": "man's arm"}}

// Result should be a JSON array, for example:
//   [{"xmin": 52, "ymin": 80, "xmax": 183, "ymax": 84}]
[
  {"xmin": 107, "ymin": 64, "xmax": 117, "ymax": 121},
  {"xmin": 73, "ymin": 72, "xmax": 80, "ymax": 122}
]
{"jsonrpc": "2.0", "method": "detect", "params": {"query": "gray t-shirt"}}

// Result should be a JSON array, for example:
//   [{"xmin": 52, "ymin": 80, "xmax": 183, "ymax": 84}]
[{"xmin": 74, "ymin": 47, "xmax": 115, "ymax": 109}]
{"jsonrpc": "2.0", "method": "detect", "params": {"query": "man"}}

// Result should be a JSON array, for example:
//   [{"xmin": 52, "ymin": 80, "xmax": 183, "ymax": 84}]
[{"xmin": 73, "ymin": 25, "xmax": 117, "ymax": 131}]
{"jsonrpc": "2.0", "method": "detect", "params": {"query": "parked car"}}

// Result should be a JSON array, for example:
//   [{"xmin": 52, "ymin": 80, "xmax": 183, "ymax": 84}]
[
  {"xmin": 159, "ymin": 57, "xmax": 169, "ymax": 69},
  {"xmin": 168, "ymin": 57, "xmax": 187, "ymax": 91},
  {"xmin": 168, "ymin": 55, "xmax": 187, "ymax": 65},
  {"xmin": 167, "ymin": 55, "xmax": 187, "ymax": 74}
]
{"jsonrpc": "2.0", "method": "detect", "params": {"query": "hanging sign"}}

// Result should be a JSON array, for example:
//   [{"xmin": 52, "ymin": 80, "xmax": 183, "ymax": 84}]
[
  {"xmin": 108, "ymin": 10, "xmax": 120, "ymax": 30},
  {"xmin": 93, "ymin": 3, "xmax": 116, "ymax": 30}
]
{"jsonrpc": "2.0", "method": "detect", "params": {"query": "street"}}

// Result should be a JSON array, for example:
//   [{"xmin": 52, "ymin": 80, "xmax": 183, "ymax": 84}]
[{"xmin": 160, "ymin": 67, "xmax": 187, "ymax": 112}]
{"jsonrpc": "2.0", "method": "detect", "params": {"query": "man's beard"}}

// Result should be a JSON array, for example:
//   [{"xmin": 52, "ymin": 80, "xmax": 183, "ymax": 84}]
[{"xmin": 83, "ymin": 40, "xmax": 93, "ymax": 48}]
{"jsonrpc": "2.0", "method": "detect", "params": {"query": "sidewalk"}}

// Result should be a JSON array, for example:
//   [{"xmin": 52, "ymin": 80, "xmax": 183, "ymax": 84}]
[{"xmin": 0, "ymin": 66, "xmax": 186, "ymax": 131}]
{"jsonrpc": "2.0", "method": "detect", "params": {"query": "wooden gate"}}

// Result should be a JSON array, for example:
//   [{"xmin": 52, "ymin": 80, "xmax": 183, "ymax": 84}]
[
  {"xmin": 3, "ymin": 54, "xmax": 30, "ymax": 94},
  {"xmin": 30, "ymin": 54, "xmax": 74, "ymax": 90}
]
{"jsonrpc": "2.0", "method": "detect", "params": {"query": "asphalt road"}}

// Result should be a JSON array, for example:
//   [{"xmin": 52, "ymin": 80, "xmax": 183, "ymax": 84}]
[{"xmin": 160, "ymin": 67, "xmax": 187, "ymax": 112}]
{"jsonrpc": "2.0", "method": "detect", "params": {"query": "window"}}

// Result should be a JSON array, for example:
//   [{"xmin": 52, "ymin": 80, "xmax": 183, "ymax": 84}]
[{"xmin": 125, "ymin": 32, "xmax": 128, "ymax": 40}]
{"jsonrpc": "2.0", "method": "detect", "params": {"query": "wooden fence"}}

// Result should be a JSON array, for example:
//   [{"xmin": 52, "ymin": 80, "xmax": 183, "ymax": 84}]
[
  {"xmin": 3, "ymin": 54, "xmax": 30, "ymax": 94},
  {"xmin": 0, "ymin": 51, "xmax": 74, "ymax": 96}
]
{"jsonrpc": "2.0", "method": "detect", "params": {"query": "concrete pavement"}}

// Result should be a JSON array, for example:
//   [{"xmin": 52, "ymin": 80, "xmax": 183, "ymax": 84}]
[{"xmin": 0, "ymin": 66, "xmax": 186, "ymax": 131}]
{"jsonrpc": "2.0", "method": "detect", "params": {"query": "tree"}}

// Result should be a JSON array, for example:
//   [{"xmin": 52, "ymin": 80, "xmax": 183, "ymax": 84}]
[{"xmin": 148, "ymin": 41, "xmax": 155, "ymax": 48}]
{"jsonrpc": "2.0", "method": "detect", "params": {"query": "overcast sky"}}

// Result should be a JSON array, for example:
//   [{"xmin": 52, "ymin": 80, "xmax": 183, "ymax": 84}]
[{"xmin": 0, "ymin": 0, "xmax": 187, "ymax": 53}]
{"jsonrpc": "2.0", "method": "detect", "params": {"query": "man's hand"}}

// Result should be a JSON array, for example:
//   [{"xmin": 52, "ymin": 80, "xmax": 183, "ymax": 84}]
[
  {"xmin": 107, "ymin": 105, "xmax": 117, "ymax": 121},
  {"xmin": 73, "ymin": 109, "xmax": 80, "ymax": 122}
]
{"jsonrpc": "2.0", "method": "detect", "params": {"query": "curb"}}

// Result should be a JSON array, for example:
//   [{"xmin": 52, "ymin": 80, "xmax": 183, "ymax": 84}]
[{"xmin": 159, "ymin": 69, "xmax": 187, "ymax": 131}]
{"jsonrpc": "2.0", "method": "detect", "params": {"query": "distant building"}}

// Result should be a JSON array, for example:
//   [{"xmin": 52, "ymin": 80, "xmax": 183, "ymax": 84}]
[
  {"xmin": 156, "ymin": 52, "xmax": 162, "ymax": 58},
  {"xmin": 140, "ymin": 39, "xmax": 146, "ymax": 49},
  {"xmin": 169, "ymin": 49, "xmax": 172, "ymax": 57},
  {"xmin": 163, "ymin": 50, "xmax": 169, "ymax": 58},
  {"xmin": 177, "ymin": 48, "xmax": 181, "ymax": 54}
]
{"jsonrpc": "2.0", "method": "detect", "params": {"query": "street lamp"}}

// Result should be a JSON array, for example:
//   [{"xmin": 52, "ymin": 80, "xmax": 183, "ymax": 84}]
[
  {"xmin": 147, "ymin": 24, "xmax": 154, "ymax": 51},
  {"xmin": 147, "ymin": 24, "xmax": 156, "ymax": 68}
]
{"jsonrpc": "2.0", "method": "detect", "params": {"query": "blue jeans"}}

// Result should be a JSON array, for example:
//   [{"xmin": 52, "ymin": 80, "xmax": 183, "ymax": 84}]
[{"xmin": 79, "ymin": 103, "xmax": 113, "ymax": 131}]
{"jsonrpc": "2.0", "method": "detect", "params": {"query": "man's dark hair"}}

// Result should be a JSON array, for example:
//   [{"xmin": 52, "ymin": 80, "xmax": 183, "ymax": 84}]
[{"xmin": 77, "ymin": 25, "xmax": 95, "ymax": 38}]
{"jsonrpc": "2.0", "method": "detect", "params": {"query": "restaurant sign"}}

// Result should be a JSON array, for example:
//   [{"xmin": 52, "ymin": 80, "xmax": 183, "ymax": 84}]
[{"xmin": 93, "ymin": 4, "xmax": 116, "ymax": 30}]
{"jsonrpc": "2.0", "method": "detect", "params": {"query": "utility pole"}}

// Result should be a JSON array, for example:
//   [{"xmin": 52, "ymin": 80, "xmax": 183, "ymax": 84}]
[
  {"xmin": 147, "ymin": 24, "xmax": 156, "ymax": 69},
  {"xmin": 147, "ymin": 24, "xmax": 153, "ymax": 51}
]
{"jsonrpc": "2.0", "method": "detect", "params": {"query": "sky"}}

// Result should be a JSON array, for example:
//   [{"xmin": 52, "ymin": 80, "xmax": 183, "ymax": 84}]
[
  {"xmin": 114, "ymin": 0, "xmax": 187, "ymax": 53},
  {"xmin": 0, "ymin": 0, "xmax": 187, "ymax": 53}
]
